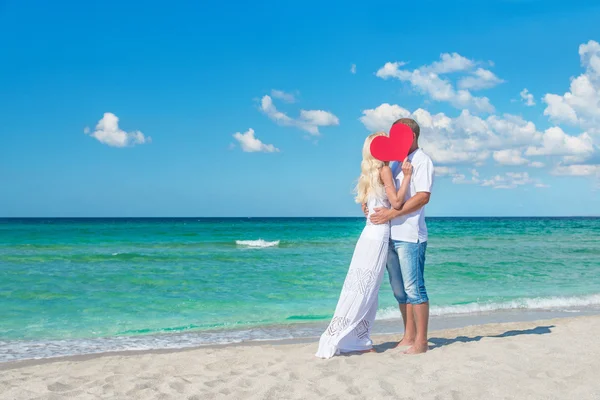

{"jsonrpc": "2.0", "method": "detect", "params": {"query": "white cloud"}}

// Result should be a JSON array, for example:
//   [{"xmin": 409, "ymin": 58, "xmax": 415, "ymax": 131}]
[
  {"xmin": 458, "ymin": 68, "xmax": 504, "ymax": 91},
  {"xmin": 543, "ymin": 93, "xmax": 579, "ymax": 124},
  {"xmin": 450, "ymin": 174, "xmax": 467, "ymax": 183},
  {"xmin": 375, "ymin": 53, "xmax": 499, "ymax": 113},
  {"xmin": 376, "ymin": 61, "xmax": 408, "ymax": 78},
  {"xmin": 233, "ymin": 128, "xmax": 279, "ymax": 153},
  {"xmin": 416, "ymin": 110, "xmax": 492, "ymax": 165},
  {"xmin": 486, "ymin": 114, "xmax": 541, "ymax": 149},
  {"xmin": 525, "ymin": 126, "xmax": 594, "ymax": 159},
  {"xmin": 270, "ymin": 89, "xmax": 296, "ymax": 103},
  {"xmin": 359, "ymin": 104, "xmax": 543, "ymax": 166},
  {"xmin": 492, "ymin": 149, "xmax": 548, "ymax": 169},
  {"xmin": 435, "ymin": 166, "xmax": 480, "ymax": 184},
  {"xmin": 359, "ymin": 93, "xmax": 600, "ymax": 174},
  {"xmin": 434, "ymin": 166, "xmax": 457, "ymax": 176},
  {"xmin": 300, "ymin": 110, "xmax": 339, "ymax": 126},
  {"xmin": 261, "ymin": 95, "xmax": 295, "ymax": 125},
  {"xmin": 481, "ymin": 172, "xmax": 544, "ymax": 189},
  {"xmin": 359, "ymin": 103, "xmax": 411, "ymax": 132},
  {"xmin": 260, "ymin": 95, "xmax": 339, "ymax": 136},
  {"xmin": 84, "ymin": 113, "xmax": 150, "ymax": 148},
  {"xmin": 350, "ymin": 64, "xmax": 356, "ymax": 74},
  {"xmin": 551, "ymin": 164, "xmax": 600, "ymax": 176},
  {"xmin": 543, "ymin": 40, "xmax": 600, "ymax": 134},
  {"xmin": 452, "ymin": 172, "xmax": 481, "ymax": 185},
  {"xmin": 354, "ymin": 43, "xmax": 600, "ymax": 186},
  {"xmin": 520, "ymin": 88, "xmax": 536, "ymax": 106},
  {"xmin": 427, "ymin": 53, "xmax": 474, "ymax": 74},
  {"xmin": 493, "ymin": 149, "xmax": 530, "ymax": 166},
  {"xmin": 435, "ymin": 166, "xmax": 549, "ymax": 188},
  {"xmin": 435, "ymin": 166, "xmax": 548, "ymax": 188}
]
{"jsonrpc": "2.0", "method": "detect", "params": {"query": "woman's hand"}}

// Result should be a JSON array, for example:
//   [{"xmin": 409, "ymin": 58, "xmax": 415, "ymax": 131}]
[{"xmin": 402, "ymin": 158, "xmax": 413, "ymax": 177}]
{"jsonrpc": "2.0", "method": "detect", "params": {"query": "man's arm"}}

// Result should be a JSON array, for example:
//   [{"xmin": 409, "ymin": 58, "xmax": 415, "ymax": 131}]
[
  {"xmin": 370, "ymin": 156, "xmax": 434, "ymax": 225},
  {"xmin": 369, "ymin": 192, "xmax": 430, "ymax": 224}
]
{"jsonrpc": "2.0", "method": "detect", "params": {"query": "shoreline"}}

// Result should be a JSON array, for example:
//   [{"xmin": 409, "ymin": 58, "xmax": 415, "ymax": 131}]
[
  {"xmin": 2, "ymin": 305, "xmax": 600, "ymax": 370},
  {"xmin": 3, "ymin": 304, "xmax": 600, "ymax": 365},
  {"xmin": 2, "ymin": 315, "xmax": 599, "ymax": 399}
]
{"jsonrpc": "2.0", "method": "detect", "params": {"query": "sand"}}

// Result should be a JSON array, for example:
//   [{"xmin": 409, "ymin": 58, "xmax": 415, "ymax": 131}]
[{"xmin": 1, "ymin": 315, "xmax": 600, "ymax": 400}]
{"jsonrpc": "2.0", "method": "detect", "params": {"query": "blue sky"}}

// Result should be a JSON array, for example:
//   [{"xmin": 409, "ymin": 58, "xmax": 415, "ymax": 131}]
[{"xmin": 1, "ymin": 0, "xmax": 600, "ymax": 217}]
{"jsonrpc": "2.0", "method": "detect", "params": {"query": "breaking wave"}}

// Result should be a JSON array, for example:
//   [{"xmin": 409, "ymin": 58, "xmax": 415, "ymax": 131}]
[
  {"xmin": 235, "ymin": 239, "xmax": 280, "ymax": 248},
  {"xmin": 376, "ymin": 293, "xmax": 600, "ymax": 320}
]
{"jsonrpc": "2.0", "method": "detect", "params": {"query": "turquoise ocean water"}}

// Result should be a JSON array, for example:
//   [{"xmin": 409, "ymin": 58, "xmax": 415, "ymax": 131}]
[{"xmin": 1, "ymin": 217, "xmax": 600, "ymax": 362}]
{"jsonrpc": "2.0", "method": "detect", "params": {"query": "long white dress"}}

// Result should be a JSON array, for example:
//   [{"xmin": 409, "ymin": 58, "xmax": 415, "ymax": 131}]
[{"xmin": 315, "ymin": 194, "xmax": 391, "ymax": 358}]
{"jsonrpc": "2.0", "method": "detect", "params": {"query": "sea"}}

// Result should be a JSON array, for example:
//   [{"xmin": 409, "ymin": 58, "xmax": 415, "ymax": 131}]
[{"xmin": 1, "ymin": 217, "xmax": 599, "ymax": 362}]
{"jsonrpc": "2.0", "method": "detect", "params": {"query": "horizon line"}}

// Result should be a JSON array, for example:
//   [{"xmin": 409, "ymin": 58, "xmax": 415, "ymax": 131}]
[{"xmin": 1, "ymin": 216, "xmax": 599, "ymax": 219}]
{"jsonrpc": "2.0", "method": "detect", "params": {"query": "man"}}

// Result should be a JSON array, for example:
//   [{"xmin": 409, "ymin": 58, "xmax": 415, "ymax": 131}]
[{"xmin": 367, "ymin": 118, "xmax": 434, "ymax": 354}]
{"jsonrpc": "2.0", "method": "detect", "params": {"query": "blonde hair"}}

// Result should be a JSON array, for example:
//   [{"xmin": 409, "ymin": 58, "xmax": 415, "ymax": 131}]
[{"xmin": 354, "ymin": 132, "xmax": 386, "ymax": 204}]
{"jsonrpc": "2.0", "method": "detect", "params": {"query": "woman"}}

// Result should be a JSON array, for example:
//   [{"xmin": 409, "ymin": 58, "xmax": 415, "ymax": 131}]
[{"xmin": 315, "ymin": 132, "xmax": 412, "ymax": 358}]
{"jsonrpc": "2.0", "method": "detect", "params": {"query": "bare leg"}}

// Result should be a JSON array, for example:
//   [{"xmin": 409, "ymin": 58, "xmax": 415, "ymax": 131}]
[
  {"xmin": 404, "ymin": 302, "xmax": 429, "ymax": 354},
  {"xmin": 396, "ymin": 304, "xmax": 416, "ymax": 347}
]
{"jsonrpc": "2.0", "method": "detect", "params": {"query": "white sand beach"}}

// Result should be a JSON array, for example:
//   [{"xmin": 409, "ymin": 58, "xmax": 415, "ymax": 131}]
[{"xmin": 1, "ymin": 315, "xmax": 599, "ymax": 400}]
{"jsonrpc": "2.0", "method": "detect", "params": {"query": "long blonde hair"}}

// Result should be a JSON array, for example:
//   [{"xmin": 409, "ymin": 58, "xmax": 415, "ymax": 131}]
[{"xmin": 354, "ymin": 132, "xmax": 386, "ymax": 204}]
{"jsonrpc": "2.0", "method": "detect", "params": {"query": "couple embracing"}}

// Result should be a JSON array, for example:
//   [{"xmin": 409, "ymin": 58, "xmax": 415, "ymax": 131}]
[{"xmin": 316, "ymin": 118, "xmax": 434, "ymax": 358}]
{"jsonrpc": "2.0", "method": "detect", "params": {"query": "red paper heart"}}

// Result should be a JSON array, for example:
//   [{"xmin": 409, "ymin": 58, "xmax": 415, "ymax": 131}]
[{"xmin": 369, "ymin": 123, "xmax": 414, "ymax": 162}]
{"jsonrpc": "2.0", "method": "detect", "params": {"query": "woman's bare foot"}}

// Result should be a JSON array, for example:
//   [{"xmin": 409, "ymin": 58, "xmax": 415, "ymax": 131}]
[
  {"xmin": 395, "ymin": 337, "xmax": 415, "ymax": 348},
  {"xmin": 359, "ymin": 348, "xmax": 376, "ymax": 354},
  {"xmin": 403, "ymin": 341, "xmax": 428, "ymax": 354}
]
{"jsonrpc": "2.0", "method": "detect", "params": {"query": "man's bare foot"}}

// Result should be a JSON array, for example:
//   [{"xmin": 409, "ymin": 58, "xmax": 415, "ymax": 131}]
[
  {"xmin": 404, "ymin": 341, "xmax": 428, "ymax": 354},
  {"xmin": 395, "ymin": 338, "xmax": 415, "ymax": 348}
]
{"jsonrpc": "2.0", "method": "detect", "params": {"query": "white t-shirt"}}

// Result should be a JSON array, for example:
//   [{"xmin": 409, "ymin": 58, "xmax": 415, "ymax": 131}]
[{"xmin": 389, "ymin": 148, "xmax": 434, "ymax": 243}]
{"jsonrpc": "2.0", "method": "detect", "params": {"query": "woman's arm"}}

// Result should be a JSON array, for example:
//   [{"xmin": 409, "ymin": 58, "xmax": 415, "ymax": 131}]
[{"xmin": 380, "ymin": 161, "xmax": 412, "ymax": 210}]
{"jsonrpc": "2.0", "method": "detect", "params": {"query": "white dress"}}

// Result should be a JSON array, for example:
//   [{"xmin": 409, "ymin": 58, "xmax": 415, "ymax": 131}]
[{"xmin": 315, "ymin": 194, "xmax": 391, "ymax": 358}]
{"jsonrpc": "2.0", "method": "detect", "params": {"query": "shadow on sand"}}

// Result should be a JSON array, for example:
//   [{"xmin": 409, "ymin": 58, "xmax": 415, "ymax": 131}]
[{"xmin": 366, "ymin": 325, "xmax": 555, "ymax": 354}]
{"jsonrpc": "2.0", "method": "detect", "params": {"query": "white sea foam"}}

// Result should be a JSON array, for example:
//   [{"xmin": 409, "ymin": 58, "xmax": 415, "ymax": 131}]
[
  {"xmin": 3, "ymin": 293, "xmax": 600, "ymax": 363},
  {"xmin": 235, "ymin": 239, "xmax": 280, "ymax": 248},
  {"xmin": 0, "ymin": 324, "xmax": 303, "ymax": 363},
  {"xmin": 376, "ymin": 293, "xmax": 600, "ymax": 320}
]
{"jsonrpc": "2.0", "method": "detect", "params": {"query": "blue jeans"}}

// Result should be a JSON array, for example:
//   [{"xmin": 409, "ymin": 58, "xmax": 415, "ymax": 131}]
[{"xmin": 386, "ymin": 240, "xmax": 428, "ymax": 305}]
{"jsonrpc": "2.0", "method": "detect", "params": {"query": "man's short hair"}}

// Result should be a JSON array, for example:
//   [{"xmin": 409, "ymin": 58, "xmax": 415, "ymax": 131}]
[{"xmin": 393, "ymin": 118, "xmax": 420, "ymax": 139}]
